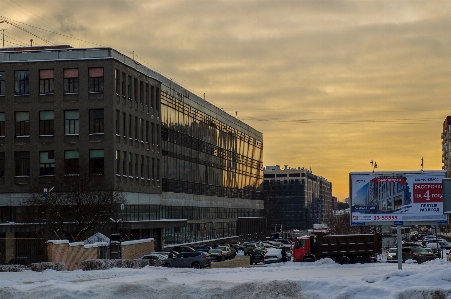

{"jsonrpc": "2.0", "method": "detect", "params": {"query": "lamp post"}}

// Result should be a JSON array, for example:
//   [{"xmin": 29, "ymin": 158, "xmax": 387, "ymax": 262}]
[
  {"xmin": 370, "ymin": 160, "xmax": 378, "ymax": 173},
  {"xmin": 0, "ymin": 20, "xmax": 6, "ymax": 48}
]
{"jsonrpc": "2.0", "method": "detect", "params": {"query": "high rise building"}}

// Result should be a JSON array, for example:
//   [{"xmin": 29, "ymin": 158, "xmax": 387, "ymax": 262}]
[
  {"xmin": 263, "ymin": 165, "xmax": 332, "ymax": 232},
  {"xmin": 0, "ymin": 46, "xmax": 264, "ymax": 262}
]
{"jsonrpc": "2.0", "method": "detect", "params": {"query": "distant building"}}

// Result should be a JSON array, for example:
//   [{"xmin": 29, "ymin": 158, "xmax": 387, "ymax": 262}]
[
  {"xmin": 332, "ymin": 196, "xmax": 338, "ymax": 210},
  {"xmin": 442, "ymin": 116, "xmax": 451, "ymax": 177},
  {"xmin": 263, "ymin": 165, "xmax": 333, "ymax": 231}
]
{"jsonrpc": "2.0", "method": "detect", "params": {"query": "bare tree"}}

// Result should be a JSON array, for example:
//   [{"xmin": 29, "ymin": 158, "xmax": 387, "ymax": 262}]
[
  {"xmin": 23, "ymin": 175, "xmax": 126, "ymax": 242},
  {"xmin": 326, "ymin": 212, "xmax": 377, "ymax": 235}
]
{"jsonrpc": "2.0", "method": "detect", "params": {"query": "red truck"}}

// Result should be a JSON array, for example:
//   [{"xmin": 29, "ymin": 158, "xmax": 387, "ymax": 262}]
[{"xmin": 292, "ymin": 233, "xmax": 381, "ymax": 264}]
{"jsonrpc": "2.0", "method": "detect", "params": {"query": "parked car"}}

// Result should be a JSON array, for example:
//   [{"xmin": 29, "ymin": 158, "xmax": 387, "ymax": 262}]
[
  {"xmin": 170, "ymin": 246, "xmax": 195, "ymax": 253},
  {"xmin": 137, "ymin": 253, "xmax": 166, "ymax": 266},
  {"xmin": 192, "ymin": 245, "xmax": 212, "ymax": 253},
  {"xmin": 217, "ymin": 245, "xmax": 233, "ymax": 260},
  {"xmin": 162, "ymin": 251, "xmax": 211, "ymax": 268},
  {"xmin": 402, "ymin": 246, "xmax": 437, "ymax": 263},
  {"xmin": 243, "ymin": 243, "xmax": 259, "ymax": 256},
  {"xmin": 264, "ymin": 248, "xmax": 283, "ymax": 264},
  {"xmin": 208, "ymin": 249, "xmax": 226, "ymax": 262},
  {"xmin": 386, "ymin": 248, "xmax": 398, "ymax": 263},
  {"xmin": 426, "ymin": 241, "xmax": 451, "ymax": 250},
  {"xmin": 250, "ymin": 249, "xmax": 266, "ymax": 265}
]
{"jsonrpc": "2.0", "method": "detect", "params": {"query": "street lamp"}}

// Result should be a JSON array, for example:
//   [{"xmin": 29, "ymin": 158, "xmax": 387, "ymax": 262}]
[{"xmin": 370, "ymin": 160, "xmax": 378, "ymax": 173}]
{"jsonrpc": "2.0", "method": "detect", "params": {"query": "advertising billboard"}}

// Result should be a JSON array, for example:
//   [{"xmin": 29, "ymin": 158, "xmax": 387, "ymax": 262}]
[{"xmin": 350, "ymin": 171, "xmax": 447, "ymax": 225}]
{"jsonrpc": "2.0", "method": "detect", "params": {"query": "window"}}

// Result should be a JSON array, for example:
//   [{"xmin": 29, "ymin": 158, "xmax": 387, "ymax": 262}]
[
  {"xmin": 122, "ymin": 151, "xmax": 127, "ymax": 176},
  {"xmin": 141, "ymin": 155, "xmax": 144, "ymax": 178},
  {"xmin": 122, "ymin": 112, "xmax": 126, "ymax": 137},
  {"xmin": 89, "ymin": 149, "xmax": 104, "ymax": 175},
  {"xmin": 128, "ymin": 152, "xmax": 133, "ymax": 176},
  {"xmin": 39, "ymin": 151, "xmax": 55, "ymax": 176},
  {"xmin": 128, "ymin": 114, "xmax": 132, "ymax": 137},
  {"xmin": 65, "ymin": 110, "xmax": 79, "ymax": 135},
  {"xmin": 14, "ymin": 71, "xmax": 29, "ymax": 95},
  {"xmin": 116, "ymin": 150, "xmax": 120, "ymax": 175},
  {"xmin": 0, "ymin": 71, "xmax": 5, "ymax": 96},
  {"xmin": 135, "ymin": 154, "xmax": 139, "ymax": 177},
  {"xmin": 115, "ymin": 69, "xmax": 120, "ymax": 94},
  {"xmin": 39, "ymin": 69, "xmax": 54, "ymax": 94},
  {"xmin": 146, "ymin": 157, "xmax": 150, "ymax": 179},
  {"xmin": 89, "ymin": 109, "xmax": 104, "ymax": 134},
  {"xmin": 39, "ymin": 110, "xmax": 54, "ymax": 136},
  {"xmin": 134, "ymin": 116, "xmax": 138, "ymax": 139},
  {"xmin": 0, "ymin": 113, "xmax": 4, "ymax": 137},
  {"xmin": 0, "ymin": 152, "xmax": 4, "ymax": 177},
  {"xmin": 145, "ymin": 121, "xmax": 149, "ymax": 143},
  {"xmin": 15, "ymin": 151, "xmax": 30, "ymax": 176},
  {"xmin": 15, "ymin": 111, "xmax": 30, "ymax": 136},
  {"xmin": 115, "ymin": 110, "xmax": 120, "ymax": 135},
  {"xmin": 64, "ymin": 69, "xmax": 79, "ymax": 94},
  {"xmin": 88, "ymin": 67, "xmax": 104, "ymax": 93},
  {"xmin": 152, "ymin": 158, "xmax": 155, "ymax": 180},
  {"xmin": 121, "ymin": 72, "xmax": 126, "ymax": 97},
  {"xmin": 127, "ymin": 75, "xmax": 132, "ymax": 99},
  {"xmin": 64, "ymin": 150, "xmax": 79, "ymax": 175}
]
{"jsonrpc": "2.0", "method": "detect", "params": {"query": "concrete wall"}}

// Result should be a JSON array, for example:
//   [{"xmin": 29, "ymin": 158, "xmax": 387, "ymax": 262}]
[{"xmin": 47, "ymin": 238, "xmax": 154, "ymax": 270}]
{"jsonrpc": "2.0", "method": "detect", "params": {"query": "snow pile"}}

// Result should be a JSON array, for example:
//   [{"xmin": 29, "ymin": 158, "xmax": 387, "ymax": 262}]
[{"xmin": 1, "ymin": 260, "xmax": 451, "ymax": 298}]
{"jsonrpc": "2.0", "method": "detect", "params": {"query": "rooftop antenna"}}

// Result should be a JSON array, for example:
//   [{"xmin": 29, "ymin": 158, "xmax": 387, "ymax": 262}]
[
  {"xmin": 0, "ymin": 20, "xmax": 6, "ymax": 48},
  {"xmin": 30, "ymin": 39, "xmax": 33, "ymax": 46},
  {"xmin": 421, "ymin": 157, "xmax": 424, "ymax": 171}
]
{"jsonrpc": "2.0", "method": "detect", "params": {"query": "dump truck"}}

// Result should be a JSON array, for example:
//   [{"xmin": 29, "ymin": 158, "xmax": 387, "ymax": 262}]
[{"xmin": 291, "ymin": 233, "xmax": 382, "ymax": 264}]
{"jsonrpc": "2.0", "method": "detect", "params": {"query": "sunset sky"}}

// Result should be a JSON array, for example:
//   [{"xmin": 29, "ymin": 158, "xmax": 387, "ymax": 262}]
[{"xmin": 1, "ymin": 0, "xmax": 450, "ymax": 201}]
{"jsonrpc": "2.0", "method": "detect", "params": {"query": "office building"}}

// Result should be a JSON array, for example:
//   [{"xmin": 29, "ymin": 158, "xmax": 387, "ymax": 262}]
[
  {"xmin": 0, "ymin": 46, "xmax": 264, "ymax": 262},
  {"xmin": 263, "ymin": 165, "xmax": 332, "ymax": 231}
]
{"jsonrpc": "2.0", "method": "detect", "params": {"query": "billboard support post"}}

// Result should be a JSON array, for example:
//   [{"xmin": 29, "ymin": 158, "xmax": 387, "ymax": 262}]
[{"xmin": 397, "ymin": 225, "xmax": 402, "ymax": 270}]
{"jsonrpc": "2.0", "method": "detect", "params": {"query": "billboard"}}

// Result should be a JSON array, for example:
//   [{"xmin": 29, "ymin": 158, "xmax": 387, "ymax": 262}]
[{"xmin": 350, "ymin": 171, "xmax": 447, "ymax": 225}]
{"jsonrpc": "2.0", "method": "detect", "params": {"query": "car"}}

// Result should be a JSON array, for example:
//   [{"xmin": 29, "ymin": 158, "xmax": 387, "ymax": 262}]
[
  {"xmin": 402, "ymin": 246, "xmax": 437, "ymax": 263},
  {"xmin": 243, "ymin": 243, "xmax": 259, "ymax": 255},
  {"xmin": 264, "ymin": 248, "xmax": 283, "ymax": 264},
  {"xmin": 426, "ymin": 241, "xmax": 451, "ymax": 249},
  {"xmin": 162, "ymin": 251, "xmax": 211, "ymax": 269},
  {"xmin": 192, "ymin": 245, "xmax": 212, "ymax": 253},
  {"xmin": 386, "ymin": 248, "xmax": 398, "ymax": 263},
  {"xmin": 217, "ymin": 245, "xmax": 233, "ymax": 260},
  {"xmin": 250, "ymin": 249, "xmax": 266, "ymax": 265},
  {"xmin": 137, "ymin": 253, "xmax": 166, "ymax": 266},
  {"xmin": 170, "ymin": 246, "xmax": 195, "ymax": 253},
  {"xmin": 208, "ymin": 249, "xmax": 226, "ymax": 262}
]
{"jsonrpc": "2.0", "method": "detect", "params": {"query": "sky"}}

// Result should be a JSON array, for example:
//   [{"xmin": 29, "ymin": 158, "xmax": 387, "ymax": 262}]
[
  {"xmin": 1, "ymin": 253, "xmax": 451, "ymax": 298},
  {"xmin": 1, "ymin": 0, "xmax": 451, "ymax": 201}
]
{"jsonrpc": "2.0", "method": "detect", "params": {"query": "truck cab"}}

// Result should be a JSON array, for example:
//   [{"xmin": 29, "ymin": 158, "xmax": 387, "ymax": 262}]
[{"xmin": 292, "ymin": 236, "xmax": 316, "ymax": 262}]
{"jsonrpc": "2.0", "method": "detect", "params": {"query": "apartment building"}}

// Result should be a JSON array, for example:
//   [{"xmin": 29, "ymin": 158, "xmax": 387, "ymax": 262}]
[{"xmin": 0, "ymin": 46, "xmax": 264, "ymax": 262}]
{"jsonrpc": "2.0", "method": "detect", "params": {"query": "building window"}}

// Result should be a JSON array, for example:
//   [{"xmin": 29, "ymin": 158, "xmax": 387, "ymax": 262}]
[
  {"xmin": 116, "ymin": 150, "xmax": 120, "ymax": 175},
  {"xmin": 39, "ymin": 69, "xmax": 54, "ymax": 94},
  {"xmin": 115, "ymin": 69, "xmax": 120, "ymax": 94},
  {"xmin": 146, "ymin": 157, "xmax": 150, "ymax": 179},
  {"xmin": 0, "ymin": 152, "xmax": 4, "ymax": 177},
  {"xmin": 0, "ymin": 112, "xmax": 4, "ymax": 137},
  {"xmin": 141, "ymin": 155, "xmax": 144, "ymax": 179},
  {"xmin": 88, "ymin": 67, "xmax": 104, "ymax": 93},
  {"xmin": 121, "ymin": 72, "xmax": 126, "ymax": 97},
  {"xmin": 122, "ymin": 151, "xmax": 127, "ymax": 176},
  {"xmin": 0, "ymin": 71, "xmax": 5, "ymax": 96},
  {"xmin": 14, "ymin": 71, "xmax": 29, "ymax": 96},
  {"xmin": 65, "ymin": 110, "xmax": 79, "ymax": 135},
  {"xmin": 64, "ymin": 150, "xmax": 79, "ymax": 175},
  {"xmin": 128, "ymin": 152, "xmax": 133, "ymax": 176},
  {"xmin": 135, "ymin": 154, "xmax": 139, "ymax": 178},
  {"xmin": 122, "ymin": 112, "xmax": 126, "ymax": 137},
  {"xmin": 89, "ymin": 149, "xmax": 104, "ymax": 175},
  {"xmin": 89, "ymin": 109, "xmax": 104, "ymax": 134},
  {"xmin": 39, "ymin": 110, "xmax": 54, "ymax": 136},
  {"xmin": 39, "ymin": 150, "xmax": 55, "ymax": 176},
  {"xmin": 127, "ymin": 75, "xmax": 132, "ymax": 99},
  {"xmin": 115, "ymin": 110, "xmax": 120, "ymax": 135},
  {"xmin": 128, "ymin": 114, "xmax": 132, "ymax": 137},
  {"xmin": 134, "ymin": 116, "xmax": 138, "ymax": 140},
  {"xmin": 145, "ymin": 121, "xmax": 149, "ymax": 143},
  {"xmin": 15, "ymin": 151, "xmax": 30, "ymax": 176},
  {"xmin": 64, "ymin": 68, "xmax": 79, "ymax": 94},
  {"xmin": 15, "ymin": 111, "xmax": 30, "ymax": 136}
]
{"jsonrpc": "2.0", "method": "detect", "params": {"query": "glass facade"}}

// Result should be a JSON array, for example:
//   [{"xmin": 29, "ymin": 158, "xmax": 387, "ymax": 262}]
[{"xmin": 160, "ymin": 90, "xmax": 263, "ymax": 199}]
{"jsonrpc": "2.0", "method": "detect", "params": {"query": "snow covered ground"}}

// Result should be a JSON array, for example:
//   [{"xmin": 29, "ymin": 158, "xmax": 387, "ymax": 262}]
[{"xmin": 1, "ymin": 257, "xmax": 451, "ymax": 299}]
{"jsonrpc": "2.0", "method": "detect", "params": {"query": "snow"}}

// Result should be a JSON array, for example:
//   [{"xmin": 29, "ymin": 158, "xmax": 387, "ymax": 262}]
[{"xmin": 1, "ymin": 256, "xmax": 451, "ymax": 299}]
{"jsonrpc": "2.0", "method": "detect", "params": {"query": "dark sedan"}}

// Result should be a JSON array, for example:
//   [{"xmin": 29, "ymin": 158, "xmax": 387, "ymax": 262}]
[{"xmin": 250, "ymin": 249, "xmax": 266, "ymax": 265}]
